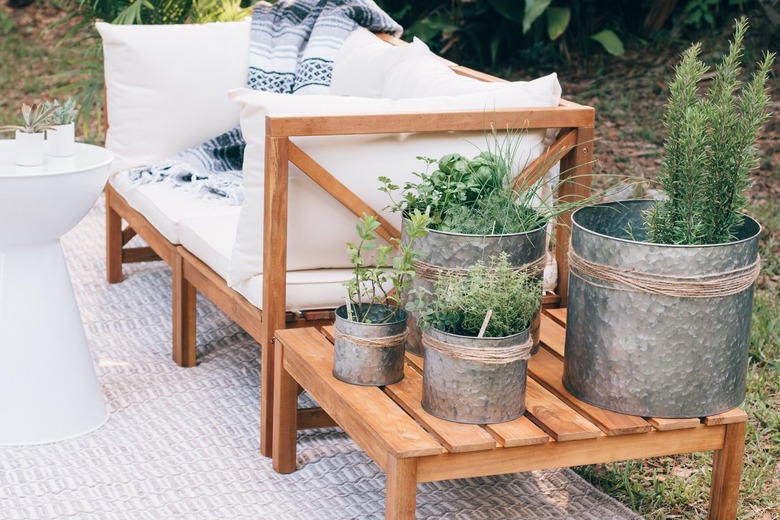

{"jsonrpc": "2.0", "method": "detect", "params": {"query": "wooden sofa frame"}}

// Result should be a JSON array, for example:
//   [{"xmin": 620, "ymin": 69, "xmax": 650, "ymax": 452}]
[{"xmin": 105, "ymin": 58, "xmax": 594, "ymax": 458}]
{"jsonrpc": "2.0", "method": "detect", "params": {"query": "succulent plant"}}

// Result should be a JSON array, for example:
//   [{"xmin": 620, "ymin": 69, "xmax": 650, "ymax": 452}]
[
  {"xmin": 44, "ymin": 98, "xmax": 78, "ymax": 125},
  {"xmin": 0, "ymin": 102, "xmax": 58, "ymax": 134}
]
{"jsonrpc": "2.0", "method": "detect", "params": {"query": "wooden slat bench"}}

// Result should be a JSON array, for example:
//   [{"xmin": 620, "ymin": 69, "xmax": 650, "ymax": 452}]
[{"xmin": 271, "ymin": 311, "xmax": 747, "ymax": 519}]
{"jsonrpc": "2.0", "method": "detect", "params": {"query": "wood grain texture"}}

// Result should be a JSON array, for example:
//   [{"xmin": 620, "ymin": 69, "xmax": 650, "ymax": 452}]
[
  {"xmin": 485, "ymin": 417, "xmax": 550, "ymax": 447},
  {"xmin": 539, "ymin": 314, "xmax": 566, "ymax": 359},
  {"xmin": 543, "ymin": 307, "xmax": 567, "ymax": 327},
  {"xmin": 528, "ymin": 348, "xmax": 652, "ymax": 436},
  {"xmin": 385, "ymin": 366, "xmax": 496, "ymax": 453},
  {"xmin": 708, "ymin": 422, "xmax": 746, "ymax": 519},
  {"xmin": 524, "ymin": 378, "xmax": 602, "ymax": 441},
  {"xmin": 277, "ymin": 328, "xmax": 443, "ymax": 462}
]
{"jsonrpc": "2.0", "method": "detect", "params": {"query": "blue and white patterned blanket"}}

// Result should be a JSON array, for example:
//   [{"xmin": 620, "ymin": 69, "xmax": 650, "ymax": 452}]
[{"xmin": 125, "ymin": 0, "xmax": 401, "ymax": 204}]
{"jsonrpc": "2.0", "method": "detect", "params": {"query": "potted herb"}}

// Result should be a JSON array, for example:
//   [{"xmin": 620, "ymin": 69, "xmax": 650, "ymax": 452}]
[
  {"xmin": 0, "ymin": 102, "xmax": 57, "ymax": 166},
  {"xmin": 44, "ymin": 98, "xmax": 78, "ymax": 157},
  {"xmin": 381, "ymin": 130, "xmax": 597, "ymax": 356},
  {"xmin": 410, "ymin": 252, "xmax": 542, "ymax": 423},
  {"xmin": 333, "ymin": 210, "xmax": 430, "ymax": 386},
  {"xmin": 563, "ymin": 18, "xmax": 774, "ymax": 418}
]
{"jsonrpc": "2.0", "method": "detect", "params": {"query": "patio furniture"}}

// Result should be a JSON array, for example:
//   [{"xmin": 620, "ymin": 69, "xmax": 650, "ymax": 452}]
[
  {"xmin": 272, "ymin": 310, "xmax": 747, "ymax": 519},
  {"xmin": 0, "ymin": 142, "xmax": 113, "ymax": 445},
  {"xmin": 97, "ymin": 21, "xmax": 594, "ymax": 457}
]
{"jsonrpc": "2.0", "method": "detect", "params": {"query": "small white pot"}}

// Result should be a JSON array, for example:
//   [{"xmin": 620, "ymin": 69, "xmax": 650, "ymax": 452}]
[
  {"xmin": 46, "ymin": 122, "xmax": 76, "ymax": 157},
  {"xmin": 15, "ymin": 130, "xmax": 46, "ymax": 166}
]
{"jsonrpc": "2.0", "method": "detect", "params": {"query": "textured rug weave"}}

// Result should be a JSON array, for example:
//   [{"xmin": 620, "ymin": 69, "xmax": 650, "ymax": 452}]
[{"xmin": 0, "ymin": 197, "xmax": 642, "ymax": 519}]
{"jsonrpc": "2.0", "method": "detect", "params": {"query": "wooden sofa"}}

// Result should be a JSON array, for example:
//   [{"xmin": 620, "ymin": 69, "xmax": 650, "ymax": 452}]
[{"xmin": 98, "ymin": 22, "xmax": 594, "ymax": 457}]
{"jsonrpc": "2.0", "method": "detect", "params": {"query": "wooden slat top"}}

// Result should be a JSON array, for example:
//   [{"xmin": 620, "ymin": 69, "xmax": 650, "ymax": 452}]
[
  {"xmin": 539, "ymin": 314, "xmax": 566, "ymax": 359},
  {"xmin": 528, "ymin": 347, "xmax": 653, "ymax": 436},
  {"xmin": 275, "ymin": 328, "xmax": 443, "ymax": 459},
  {"xmin": 703, "ymin": 408, "xmax": 749, "ymax": 425},
  {"xmin": 277, "ymin": 310, "xmax": 746, "ymax": 463},
  {"xmin": 543, "ymin": 307, "xmax": 567, "ymax": 327},
  {"xmin": 524, "ymin": 378, "xmax": 602, "ymax": 441},
  {"xmin": 386, "ymin": 367, "xmax": 497, "ymax": 453}
]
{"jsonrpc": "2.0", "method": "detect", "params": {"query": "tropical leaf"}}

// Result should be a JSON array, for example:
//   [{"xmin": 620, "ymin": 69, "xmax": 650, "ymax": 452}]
[
  {"xmin": 591, "ymin": 29, "xmax": 625, "ymax": 56},
  {"xmin": 546, "ymin": 6, "xmax": 570, "ymax": 40},
  {"xmin": 487, "ymin": 0, "xmax": 525, "ymax": 25},
  {"xmin": 523, "ymin": 0, "xmax": 551, "ymax": 33}
]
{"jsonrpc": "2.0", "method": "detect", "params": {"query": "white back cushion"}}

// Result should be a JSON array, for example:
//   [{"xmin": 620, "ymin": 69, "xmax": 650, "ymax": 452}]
[
  {"xmin": 97, "ymin": 20, "xmax": 251, "ymax": 173},
  {"xmin": 332, "ymin": 29, "xmax": 561, "ymax": 106},
  {"xmin": 227, "ymin": 86, "xmax": 559, "ymax": 287}
]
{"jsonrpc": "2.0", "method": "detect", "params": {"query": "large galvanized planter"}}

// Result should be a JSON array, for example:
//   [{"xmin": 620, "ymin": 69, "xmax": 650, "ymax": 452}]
[
  {"xmin": 333, "ymin": 304, "xmax": 407, "ymax": 386},
  {"xmin": 403, "ymin": 222, "xmax": 546, "ymax": 357},
  {"xmin": 421, "ymin": 328, "xmax": 532, "ymax": 424},
  {"xmin": 563, "ymin": 200, "xmax": 761, "ymax": 418}
]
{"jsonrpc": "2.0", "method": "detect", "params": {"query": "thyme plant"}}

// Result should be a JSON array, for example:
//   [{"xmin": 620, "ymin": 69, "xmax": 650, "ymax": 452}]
[
  {"xmin": 411, "ymin": 252, "xmax": 542, "ymax": 338},
  {"xmin": 645, "ymin": 18, "xmax": 775, "ymax": 245},
  {"xmin": 345, "ymin": 210, "xmax": 431, "ymax": 323}
]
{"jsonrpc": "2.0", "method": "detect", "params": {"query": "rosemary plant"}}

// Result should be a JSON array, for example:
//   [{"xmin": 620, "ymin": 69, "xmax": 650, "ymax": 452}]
[
  {"xmin": 411, "ymin": 252, "xmax": 542, "ymax": 338},
  {"xmin": 645, "ymin": 18, "xmax": 775, "ymax": 245}
]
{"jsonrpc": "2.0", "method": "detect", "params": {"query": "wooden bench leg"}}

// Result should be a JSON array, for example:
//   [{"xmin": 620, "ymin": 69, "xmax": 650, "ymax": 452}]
[
  {"xmin": 172, "ymin": 252, "xmax": 197, "ymax": 367},
  {"xmin": 709, "ymin": 421, "xmax": 746, "ymax": 519},
  {"xmin": 106, "ymin": 190, "xmax": 124, "ymax": 284},
  {"xmin": 272, "ymin": 340, "xmax": 298, "ymax": 474},
  {"xmin": 386, "ymin": 457, "xmax": 417, "ymax": 520}
]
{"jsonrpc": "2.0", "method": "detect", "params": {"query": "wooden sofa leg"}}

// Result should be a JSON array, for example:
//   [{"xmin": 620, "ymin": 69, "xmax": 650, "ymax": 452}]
[
  {"xmin": 172, "ymin": 251, "xmax": 197, "ymax": 367},
  {"xmin": 708, "ymin": 421, "xmax": 746, "ymax": 519},
  {"xmin": 106, "ymin": 190, "xmax": 125, "ymax": 284}
]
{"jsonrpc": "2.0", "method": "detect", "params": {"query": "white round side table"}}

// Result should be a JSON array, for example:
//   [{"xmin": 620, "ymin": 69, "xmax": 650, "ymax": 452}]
[{"xmin": 0, "ymin": 141, "xmax": 114, "ymax": 445}]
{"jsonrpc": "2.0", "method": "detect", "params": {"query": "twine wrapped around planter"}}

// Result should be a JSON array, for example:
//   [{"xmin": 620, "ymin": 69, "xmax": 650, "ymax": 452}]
[
  {"xmin": 333, "ymin": 328, "xmax": 409, "ymax": 348},
  {"xmin": 413, "ymin": 254, "xmax": 547, "ymax": 282},
  {"xmin": 569, "ymin": 246, "xmax": 760, "ymax": 299},
  {"xmin": 422, "ymin": 332, "xmax": 533, "ymax": 364}
]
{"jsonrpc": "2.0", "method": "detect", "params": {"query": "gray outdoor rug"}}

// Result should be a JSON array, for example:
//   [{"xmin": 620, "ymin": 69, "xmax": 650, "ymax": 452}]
[{"xmin": 0, "ymin": 196, "xmax": 642, "ymax": 519}]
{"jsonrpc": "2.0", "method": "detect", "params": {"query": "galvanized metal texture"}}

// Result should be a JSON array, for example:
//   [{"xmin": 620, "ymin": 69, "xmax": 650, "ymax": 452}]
[
  {"xmin": 563, "ymin": 200, "xmax": 761, "ymax": 418},
  {"xmin": 333, "ymin": 305, "xmax": 407, "ymax": 387},
  {"xmin": 422, "ymin": 328, "xmax": 529, "ymax": 424},
  {"xmin": 403, "ymin": 224, "xmax": 546, "ymax": 356}
]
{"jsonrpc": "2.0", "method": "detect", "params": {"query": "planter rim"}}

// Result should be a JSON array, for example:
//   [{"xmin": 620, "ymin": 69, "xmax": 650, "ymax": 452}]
[
  {"xmin": 426, "ymin": 327, "xmax": 530, "ymax": 344},
  {"xmin": 403, "ymin": 216, "xmax": 547, "ymax": 238},
  {"xmin": 572, "ymin": 200, "xmax": 761, "ymax": 250},
  {"xmin": 335, "ymin": 303, "xmax": 407, "ymax": 326}
]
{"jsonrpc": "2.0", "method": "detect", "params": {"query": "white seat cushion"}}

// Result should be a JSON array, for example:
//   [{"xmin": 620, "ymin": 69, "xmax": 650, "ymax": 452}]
[
  {"xmin": 110, "ymin": 173, "xmax": 242, "ymax": 245},
  {"xmin": 234, "ymin": 271, "xmax": 353, "ymax": 313},
  {"xmin": 178, "ymin": 211, "xmax": 352, "ymax": 311},
  {"xmin": 178, "ymin": 213, "xmax": 240, "ymax": 280}
]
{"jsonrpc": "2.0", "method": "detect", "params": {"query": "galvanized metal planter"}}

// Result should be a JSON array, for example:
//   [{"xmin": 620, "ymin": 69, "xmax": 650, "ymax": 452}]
[
  {"xmin": 403, "ymin": 223, "xmax": 546, "ymax": 357},
  {"xmin": 563, "ymin": 200, "xmax": 761, "ymax": 418},
  {"xmin": 333, "ymin": 304, "xmax": 407, "ymax": 386},
  {"xmin": 422, "ymin": 328, "xmax": 530, "ymax": 424}
]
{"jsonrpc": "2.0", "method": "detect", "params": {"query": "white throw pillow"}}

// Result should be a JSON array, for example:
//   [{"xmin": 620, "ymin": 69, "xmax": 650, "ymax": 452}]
[
  {"xmin": 97, "ymin": 20, "xmax": 251, "ymax": 173},
  {"xmin": 227, "ymin": 87, "xmax": 558, "ymax": 287},
  {"xmin": 331, "ymin": 28, "xmax": 425, "ymax": 98},
  {"xmin": 380, "ymin": 37, "xmax": 562, "ymax": 103}
]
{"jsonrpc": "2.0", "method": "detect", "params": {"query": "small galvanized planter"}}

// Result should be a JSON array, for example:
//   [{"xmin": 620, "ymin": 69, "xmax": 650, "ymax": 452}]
[
  {"xmin": 563, "ymin": 200, "xmax": 761, "ymax": 418},
  {"xmin": 403, "ymin": 223, "xmax": 546, "ymax": 357},
  {"xmin": 333, "ymin": 304, "xmax": 407, "ymax": 386},
  {"xmin": 421, "ymin": 328, "xmax": 532, "ymax": 424}
]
